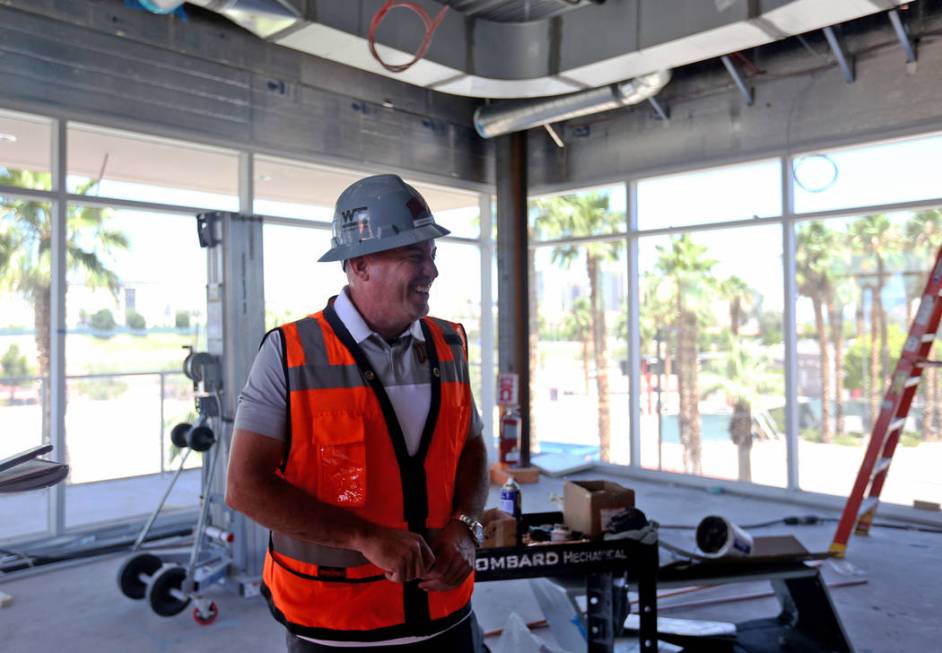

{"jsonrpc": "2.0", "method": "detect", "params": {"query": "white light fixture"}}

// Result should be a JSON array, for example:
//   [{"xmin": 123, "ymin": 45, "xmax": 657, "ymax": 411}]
[{"xmin": 0, "ymin": 133, "xmax": 17, "ymax": 143}]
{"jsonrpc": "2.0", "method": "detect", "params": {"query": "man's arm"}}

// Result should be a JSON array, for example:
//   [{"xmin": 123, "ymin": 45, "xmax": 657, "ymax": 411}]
[
  {"xmin": 226, "ymin": 428, "xmax": 435, "ymax": 583},
  {"xmin": 451, "ymin": 433, "xmax": 489, "ymax": 520},
  {"xmin": 418, "ymin": 431, "xmax": 489, "ymax": 592}
]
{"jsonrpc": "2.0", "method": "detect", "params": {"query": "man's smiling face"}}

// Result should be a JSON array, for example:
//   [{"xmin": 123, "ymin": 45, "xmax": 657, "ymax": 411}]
[{"xmin": 350, "ymin": 240, "xmax": 439, "ymax": 337}]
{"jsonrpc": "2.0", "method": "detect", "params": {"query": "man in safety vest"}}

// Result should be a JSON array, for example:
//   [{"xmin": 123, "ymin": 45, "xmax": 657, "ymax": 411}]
[{"xmin": 226, "ymin": 174, "xmax": 489, "ymax": 652}]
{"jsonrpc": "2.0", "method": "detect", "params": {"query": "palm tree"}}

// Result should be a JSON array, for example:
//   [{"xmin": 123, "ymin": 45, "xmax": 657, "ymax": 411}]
[
  {"xmin": 828, "ymin": 271, "xmax": 854, "ymax": 437},
  {"xmin": 654, "ymin": 234, "xmax": 717, "ymax": 475},
  {"xmin": 560, "ymin": 296, "xmax": 593, "ymax": 394},
  {"xmin": 0, "ymin": 167, "xmax": 127, "ymax": 446},
  {"xmin": 850, "ymin": 214, "xmax": 899, "ymax": 426},
  {"xmin": 905, "ymin": 209, "xmax": 942, "ymax": 441},
  {"xmin": 532, "ymin": 192, "xmax": 624, "ymax": 461},
  {"xmin": 719, "ymin": 276, "xmax": 754, "ymax": 336},
  {"xmin": 796, "ymin": 222, "xmax": 837, "ymax": 443},
  {"xmin": 703, "ymin": 332, "xmax": 782, "ymax": 482}
]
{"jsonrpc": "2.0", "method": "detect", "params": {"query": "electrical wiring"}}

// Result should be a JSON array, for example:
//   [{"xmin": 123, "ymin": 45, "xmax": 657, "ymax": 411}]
[{"xmin": 367, "ymin": 1, "xmax": 450, "ymax": 74}]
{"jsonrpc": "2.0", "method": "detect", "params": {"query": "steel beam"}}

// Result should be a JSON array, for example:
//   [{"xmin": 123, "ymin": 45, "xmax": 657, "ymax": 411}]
[
  {"xmin": 495, "ymin": 132, "xmax": 531, "ymax": 467},
  {"xmin": 648, "ymin": 97, "xmax": 670, "ymax": 121},
  {"xmin": 721, "ymin": 55, "xmax": 754, "ymax": 105},
  {"xmin": 823, "ymin": 26, "xmax": 855, "ymax": 83},
  {"xmin": 544, "ymin": 123, "xmax": 565, "ymax": 148},
  {"xmin": 888, "ymin": 9, "xmax": 917, "ymax": 63}
]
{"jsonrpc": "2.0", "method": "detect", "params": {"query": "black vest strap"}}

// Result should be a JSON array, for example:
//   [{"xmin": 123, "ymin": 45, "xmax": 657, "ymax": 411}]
[{"xmin": 322, "ymin": 301, "xmax": 441, "ymax": 628}]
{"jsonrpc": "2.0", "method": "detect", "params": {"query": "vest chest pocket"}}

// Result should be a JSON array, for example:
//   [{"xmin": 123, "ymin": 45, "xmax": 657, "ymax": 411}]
[{"xmin": 314, "ymin": 412, "xmax": 367, "ymax": 508}]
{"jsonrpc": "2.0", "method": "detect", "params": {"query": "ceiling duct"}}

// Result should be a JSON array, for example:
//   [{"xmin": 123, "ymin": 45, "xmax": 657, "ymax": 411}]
[
  {"xmin": 139, "ymin": 0, "xmax": 300, "ymax": 38},
  {"xmin": 473, "ymin": 70, "xmax": 670, "ymax": 139},
  {"xmin": 142, "ymin": 0, "xmax": 914, "ymax": 99}
]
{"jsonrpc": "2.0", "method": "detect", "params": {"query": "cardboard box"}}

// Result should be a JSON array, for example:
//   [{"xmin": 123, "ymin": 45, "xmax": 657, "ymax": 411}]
[
  {"xmin": 489, "ymin": 461, "xmax": 540, "ymax": 486},
  {"xmin": 481, "ymin": 507, "xmax": 516, "ymax": 548},
  {"xmin": 563, "ymin": 480, "xmax": 635, "ymax": 538}
]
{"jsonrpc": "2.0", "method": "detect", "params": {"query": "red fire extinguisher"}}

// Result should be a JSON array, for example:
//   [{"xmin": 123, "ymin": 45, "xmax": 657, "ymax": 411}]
[{"xmin": 499, "ymin": 407, "xmax": 521, "ymax": 466}]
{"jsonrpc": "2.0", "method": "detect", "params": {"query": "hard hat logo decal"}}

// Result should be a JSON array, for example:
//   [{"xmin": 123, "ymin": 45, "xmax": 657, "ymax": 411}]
[
  {"xmin": 338, "ymin": 206, "xmax": 375, "ymax": 243},
  {"xmin": 341, "ymin": 206, "xmax": 370, "ymax": 223}
]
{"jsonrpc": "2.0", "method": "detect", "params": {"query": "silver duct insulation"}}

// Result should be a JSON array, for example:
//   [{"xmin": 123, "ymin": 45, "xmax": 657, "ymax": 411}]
[
  {"xmin": 142, "ymin": 0, "xmax": 300, "ymax": 39},
  {"xmin": 473, "ymin": 70, "xmax": 671, "ymax": 138}
]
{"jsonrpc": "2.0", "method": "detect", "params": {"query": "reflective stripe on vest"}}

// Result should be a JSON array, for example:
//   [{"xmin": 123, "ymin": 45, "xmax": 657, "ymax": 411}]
[{"xmin": 262, "ymin": 301, "xmax": 474, "ymax": 641}]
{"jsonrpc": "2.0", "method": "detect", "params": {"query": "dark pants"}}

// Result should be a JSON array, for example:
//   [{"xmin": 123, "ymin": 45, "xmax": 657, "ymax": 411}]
[{"xmin": 285, "ymin": 613, "xmax": 482, "ymax": 653}]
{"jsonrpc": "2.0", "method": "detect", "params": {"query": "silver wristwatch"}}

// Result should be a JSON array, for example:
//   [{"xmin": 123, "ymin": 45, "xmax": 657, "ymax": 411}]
[{"xmin": 453, "ymin": 513, "xmax": 484, "ymax": 547}]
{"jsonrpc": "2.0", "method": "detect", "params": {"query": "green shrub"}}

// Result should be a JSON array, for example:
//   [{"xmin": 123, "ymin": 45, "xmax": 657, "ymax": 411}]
[
  {"xmin": 90, "ymin": 308, "xmax": 116, "ymax": 332},
  {"xmin": 900, "ymin": 432, "xmax": 921, "ymax": 448},
  {"xmin": 126, "ymin": 310, "xmax": 146, "ymax": 331},
  {"xmin": 175, "ymin": 310, "xmax": 190, "ymax": 329},
  {"xmin": 1, "ymin": 344, "xmax": 30, "ymax": 379}
]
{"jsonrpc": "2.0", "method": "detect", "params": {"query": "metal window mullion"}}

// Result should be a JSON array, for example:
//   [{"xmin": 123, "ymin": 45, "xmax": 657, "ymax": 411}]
[
  {"xmin": 48, "ymin": 118, "xmax": 67, "ymax": 536},
  {"xmin": 239, "ymin": 151, "xmax": 253, "ymax": 214},
  {"xmin": 782, "ymin": 155, "xmax": 800, "ymax": 491},
  {"xmin": 0, "ymin": 184, "xmax": 56, "ymax": 203},
  {"xmin": 627, "ymin": 181, "xmax": 641, "ymax": 468},
  {"xmin": 63, "ymin": 193, "xmax": 223, "ymax": 217},
  {"xmin": 531, "ymin": 230, "xmax": 629, "ymax": 249},
  {"xmin": 479, "ymin": 193, "xmax": 495, "ymax": 441},
  {"xmin": 634, "ymin": 215, "xmax": 784, "ymax": 238}
]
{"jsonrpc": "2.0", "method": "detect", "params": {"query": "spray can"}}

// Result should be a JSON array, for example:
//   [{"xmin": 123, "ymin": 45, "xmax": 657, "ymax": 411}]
[{"xmin": 499, "ymin": 477, "xmax": 522, "ymax": 545}]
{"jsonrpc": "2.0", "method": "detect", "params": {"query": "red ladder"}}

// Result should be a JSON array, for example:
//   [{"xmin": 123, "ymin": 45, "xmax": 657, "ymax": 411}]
[{"xmin": 830, "ymin": 244, "xmax": 942, "ymax": 557}]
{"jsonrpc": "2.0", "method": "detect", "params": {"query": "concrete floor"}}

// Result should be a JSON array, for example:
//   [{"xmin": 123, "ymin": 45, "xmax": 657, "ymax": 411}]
[{"xmin": 1, "ymin": 470, "xmax": 940, "ymax": 653}]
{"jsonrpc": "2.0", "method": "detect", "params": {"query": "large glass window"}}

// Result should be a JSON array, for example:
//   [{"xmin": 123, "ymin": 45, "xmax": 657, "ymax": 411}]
[
  {"xmin": 253, "ymin": 157, "xmax": 483, "ymax": 240},
  {"xmin": 64, "ymin": 206, "xmax": 205, "ymax": 529},
  {"xmin": 793, "ymin": 132, "xmax": 942, "ymax": 214},
  {"xmin": 530, "ymin": 189, "xmax": 628, "ymax": 464},
  {"xmin": 406, "ymin": 181, "xmax": 481, "ymax": 239},
  {"xmin": 67, "ymin": 124, "xmax": 239, "ymax": 210},
  {"xmin": 638, "ymin": 225, "xmax": 786, "ymax": 486},
  {"xmin": 796, "ymin": 210, "xmax": 942, "ymax": 507},
  {"xmin": 432, "ymin": 241, "xmax": 484, "ymax": 404},
  {"xmin": 0, "ymin": 109, "xmax": 52, "ymax": 191},
  {"xmin": 637, "ymin": 159, "xmax": 782, "ymax": 231},
  {"xmin": 253, "ymin": 156, "xmax": 356, "ymax": 222},
  {"xmin": 263, "ymin": 225, "xmax": 347, "ymax": 329},
  {"xmin": 0, "ymin": 195, "xmax": 51, "ymax": 540},
  {"xmin": 530, "ymin": 185, "xmax": 626, "ymax": 241}
]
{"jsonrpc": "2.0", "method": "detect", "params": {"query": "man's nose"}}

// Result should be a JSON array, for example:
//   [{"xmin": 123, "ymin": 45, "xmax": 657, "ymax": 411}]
[{"xmin": 423, "ymin": 256, "xmax": 439, "ymax": 280}]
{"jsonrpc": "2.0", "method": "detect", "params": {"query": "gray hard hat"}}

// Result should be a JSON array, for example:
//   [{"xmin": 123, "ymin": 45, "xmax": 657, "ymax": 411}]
[{"xmin": 318, "ymin": 174, "xmax": 450, "ymax": 262}]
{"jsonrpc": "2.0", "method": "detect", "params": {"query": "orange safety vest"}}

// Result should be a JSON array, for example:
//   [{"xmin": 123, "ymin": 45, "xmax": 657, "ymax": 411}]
[{"xmin": 261, "ymin": 299, "xmax": 475, "ymax": 642}]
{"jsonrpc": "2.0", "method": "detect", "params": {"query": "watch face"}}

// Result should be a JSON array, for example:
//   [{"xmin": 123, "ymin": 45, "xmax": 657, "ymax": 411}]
[{"xmin": 457, "ymin": 515, "xmax": 483, "ymax": 545}]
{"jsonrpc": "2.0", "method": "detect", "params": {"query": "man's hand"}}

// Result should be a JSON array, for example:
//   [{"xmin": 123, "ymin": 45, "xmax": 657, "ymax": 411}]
[
  {"xmin": 356, "ymin": 526, "xmax": 436, "ymax": 583},
  {"xmin": 418, "ymin": 520, "xmax": 476, "ymax": 592}
]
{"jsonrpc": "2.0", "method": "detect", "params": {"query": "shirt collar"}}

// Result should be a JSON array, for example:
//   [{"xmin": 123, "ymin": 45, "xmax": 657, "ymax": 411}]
[{"xmin": 334, "ymin": 287, "xmax": 425, "ymax": 344}]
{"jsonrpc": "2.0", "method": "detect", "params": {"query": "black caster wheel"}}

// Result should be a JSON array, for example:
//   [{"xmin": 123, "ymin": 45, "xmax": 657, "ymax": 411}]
[
  {"xmin": 192, "ymin": 601, "xmax": 219, "ymax": 626},
  {"xmin": 170, "ymin": 423, "xmax": 192, "ymax": 449},
  {"xmin": 147, "ymin": 564, "xmax": 191, "ymax": 617},
  {"xmin": 187, "ymin": 425, "xmax": 215, "ymax": 452},
  {"xmin": 117, "ymin": 553, "xmax": 163, "ymax": 600}
]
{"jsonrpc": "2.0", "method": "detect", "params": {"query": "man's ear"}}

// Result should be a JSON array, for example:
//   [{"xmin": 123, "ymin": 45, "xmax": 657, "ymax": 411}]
[{"xmin": 346, "ymin": 255, "xmax": 369, "ymax": 281}]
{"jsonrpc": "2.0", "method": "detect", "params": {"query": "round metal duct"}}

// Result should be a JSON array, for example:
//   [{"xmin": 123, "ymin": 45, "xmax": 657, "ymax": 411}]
[{"xmin": 473, "ymin": 70, "xmax": 671, "ymax": 138}]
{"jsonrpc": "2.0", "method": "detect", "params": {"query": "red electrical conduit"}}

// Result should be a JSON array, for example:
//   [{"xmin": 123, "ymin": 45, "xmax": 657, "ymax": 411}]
[{"xmin": 368, "ymin": 1, "xmax": 450, "ymax": 73}]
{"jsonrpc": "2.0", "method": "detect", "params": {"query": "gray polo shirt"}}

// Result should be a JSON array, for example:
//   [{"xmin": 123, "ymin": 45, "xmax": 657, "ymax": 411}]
[{"xmin": 234, "ymin": 288, "xmax": 483, "ymax": 453}]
